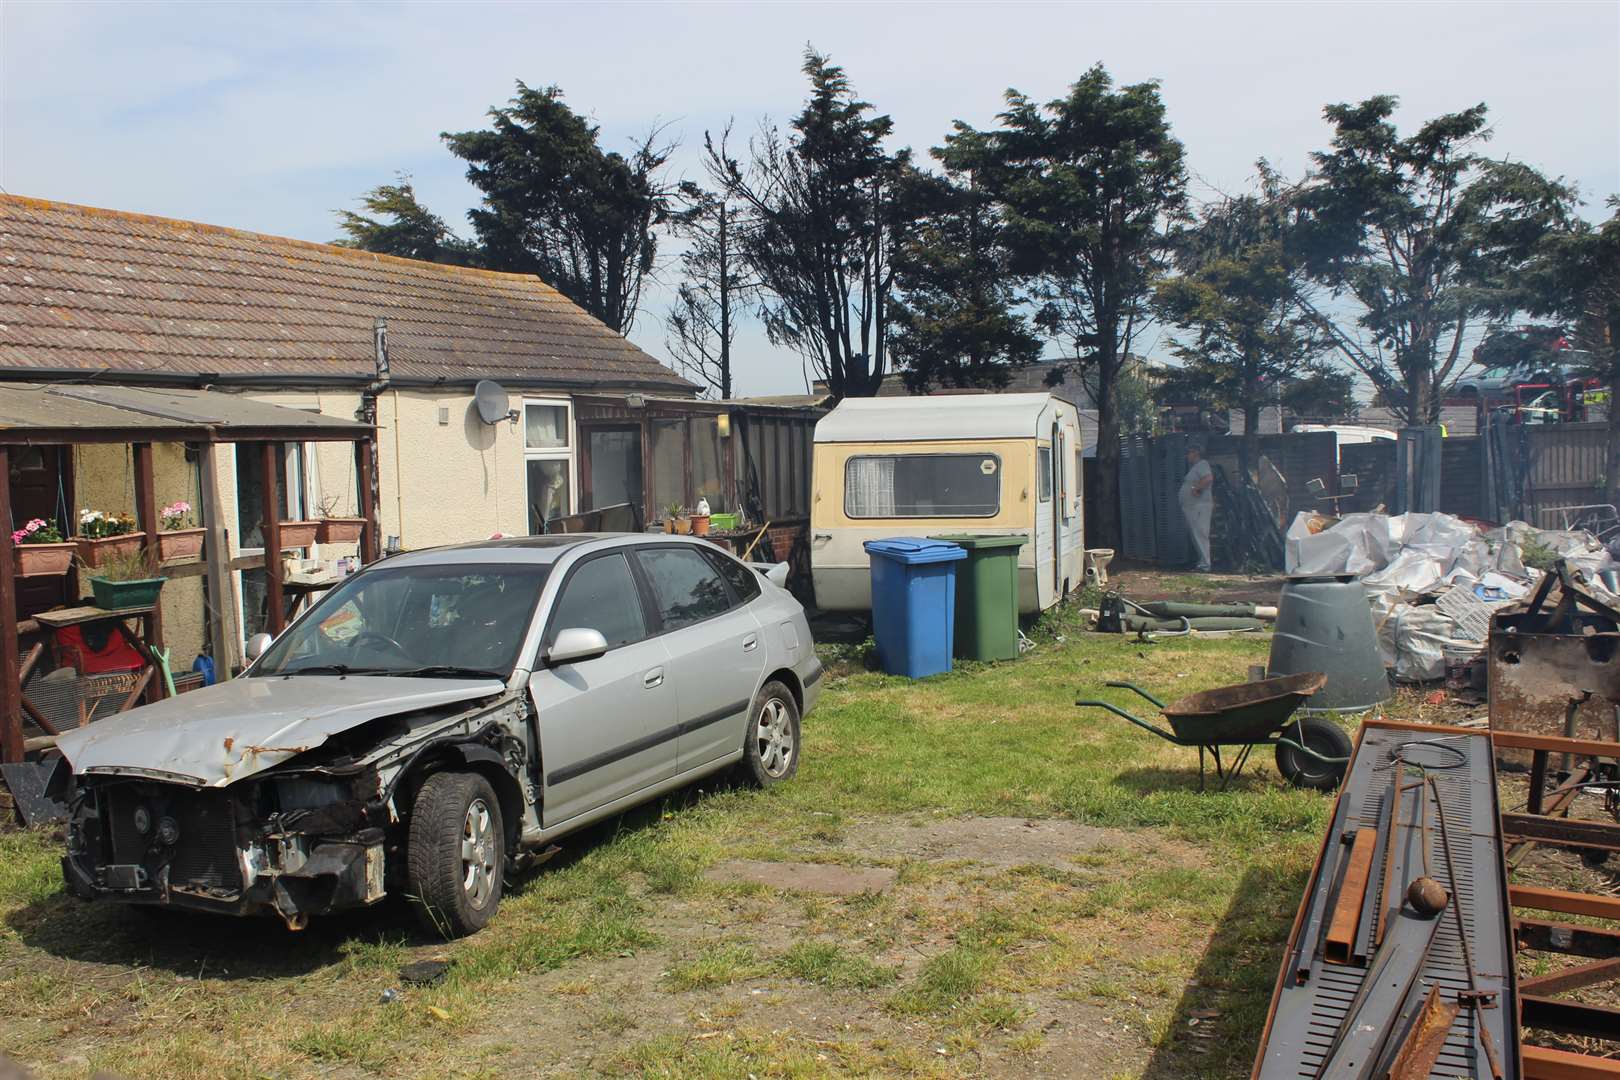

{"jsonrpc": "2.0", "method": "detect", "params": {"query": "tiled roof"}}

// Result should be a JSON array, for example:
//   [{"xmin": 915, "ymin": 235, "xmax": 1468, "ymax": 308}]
[{"xmin": 0, "ymin": 195, "xmax": 695, "ymax": 392}]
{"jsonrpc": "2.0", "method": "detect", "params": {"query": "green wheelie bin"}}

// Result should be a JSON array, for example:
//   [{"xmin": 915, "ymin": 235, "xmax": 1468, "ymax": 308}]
[{"xmin": 928, "ymin": 534, "xmax": 1026, "ymax": 661}]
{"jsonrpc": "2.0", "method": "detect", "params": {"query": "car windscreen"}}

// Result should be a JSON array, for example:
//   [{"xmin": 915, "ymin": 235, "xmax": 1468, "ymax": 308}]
[{"xmin": 254, "ymin": 562, "xmax": 549, "ymax": 679}]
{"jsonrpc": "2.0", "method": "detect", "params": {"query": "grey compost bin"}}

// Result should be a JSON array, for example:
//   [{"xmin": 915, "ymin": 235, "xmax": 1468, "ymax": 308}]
[{"xmin": 1267, "ymin": 574, "xmax": 1391, "ymax": 713}]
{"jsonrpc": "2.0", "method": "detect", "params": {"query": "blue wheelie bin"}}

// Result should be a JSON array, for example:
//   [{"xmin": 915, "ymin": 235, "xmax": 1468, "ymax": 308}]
[{"xmin": 863, "ymin": 537, "xmax": 968, "ymax": 678}]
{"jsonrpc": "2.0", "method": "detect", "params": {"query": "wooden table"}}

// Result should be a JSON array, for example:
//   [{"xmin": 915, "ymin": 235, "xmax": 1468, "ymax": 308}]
[
  {"xmin": 27, "ymin": 604, "xmax": 164, "ymax": 731},
  {"xmin": 267, "ymin": 575, "xmax": 340, "ymax": 626}
]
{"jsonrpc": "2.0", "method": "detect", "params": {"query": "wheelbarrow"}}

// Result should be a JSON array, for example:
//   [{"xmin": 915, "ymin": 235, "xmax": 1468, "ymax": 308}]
[{"xmin": 1076, "ymin": 672, "xmax": 1352, "ymax": 791}]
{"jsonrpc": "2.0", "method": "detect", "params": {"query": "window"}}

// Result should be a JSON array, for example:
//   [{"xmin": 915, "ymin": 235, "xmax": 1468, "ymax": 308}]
[
  {"xmin": 548, "ymin": 553, "xmax": 646, "ymax": 648},
  {"xmin": 691, "ymin": 417, "xmax": 722, "ymax": 510},
  {"xmin": 844, "ymin": 454, "xmax": 1000, "ymax": 519},
  {"xmin": 524, "ymin": 398, "xmax": 574, "ymax": 532},
  {"xmin": 1037, "ymin": 448, "xmax": 1052, "ymax": 502},
  {"xmin": 637, "ymin": 546, "xmax": 733, "ymax": 630},
  {"xmin": 704, "ymin": 548, "xmax": 761, "ymax": 604},
  {"xmin": 255, "ymin": 563, "xmax": 549, "ymax": 677},
  {"xmin": 651, "ymin": 419, "xmax": 686, "ymax": 516}
]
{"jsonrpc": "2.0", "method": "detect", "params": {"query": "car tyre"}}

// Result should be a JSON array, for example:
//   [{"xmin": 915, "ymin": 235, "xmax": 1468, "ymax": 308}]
[
  {"xmin": 1275, "ymin": 716, "xmax": 1353, "ymax": 791},
  {"xmin": 406, "ymin": 771, "xmax": 504, "ymax": 937},
  {"xmin": 739, "ymin": 680, "xmax": 800, "ymax": 788}
]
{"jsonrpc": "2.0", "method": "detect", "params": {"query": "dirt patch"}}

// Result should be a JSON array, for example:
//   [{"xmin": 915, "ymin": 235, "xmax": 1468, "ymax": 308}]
[
  {"xmin": 839, "ymin": 814, "xmax": 1206, "ymax": 871},
  {"xmin": 1107, "ymin": 566, "xmax": 1285, "ymax": 607},
  {"xmin": 705, "ymin": 859, "xmax": 899, "ymax": 895}
]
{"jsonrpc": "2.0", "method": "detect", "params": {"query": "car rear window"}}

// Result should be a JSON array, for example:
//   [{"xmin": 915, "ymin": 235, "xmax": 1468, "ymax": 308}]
[{"xmin": 704, "ymin": 548, "xmax": 761, "ymax": 604}]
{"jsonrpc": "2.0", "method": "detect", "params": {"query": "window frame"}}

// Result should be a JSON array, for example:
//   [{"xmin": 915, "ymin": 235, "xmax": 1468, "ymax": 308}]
[
  {"xmin": 842, "ymin": 452, "xmax": 1003, "ymax": 520},
  {"xmin": 1037, "ymin": 447, "xmax": 1053, "ymax": 503},
  {"xmin": 541, "ymin": 549, "xmax": 651, "ymax": 654},
  {"xmin": 523, "ymin": 397, "xmax": 576, "ymax": 534}
]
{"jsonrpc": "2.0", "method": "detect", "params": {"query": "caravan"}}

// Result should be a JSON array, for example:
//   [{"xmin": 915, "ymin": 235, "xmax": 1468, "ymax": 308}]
[{"xmin": 811, "ymin": 394, "xmax": 1084, "ymax": 615}]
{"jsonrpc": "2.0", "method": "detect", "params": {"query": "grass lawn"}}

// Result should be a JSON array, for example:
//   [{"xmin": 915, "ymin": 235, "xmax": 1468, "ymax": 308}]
[{"xmin": 0, "ymin": 628, "xmax": 1349, "ymax": 1079}]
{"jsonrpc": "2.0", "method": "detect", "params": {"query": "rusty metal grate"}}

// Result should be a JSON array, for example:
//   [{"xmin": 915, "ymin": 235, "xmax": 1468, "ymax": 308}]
[{"xmin": 1254, "ymin": 723, "xmax": 1519, "ymax": 1079}]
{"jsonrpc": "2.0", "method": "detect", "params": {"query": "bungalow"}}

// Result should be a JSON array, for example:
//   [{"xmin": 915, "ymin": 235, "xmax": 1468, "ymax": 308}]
[{"xmin": 0, "ymin": 195, "xmax": 816, "ymax": 672}]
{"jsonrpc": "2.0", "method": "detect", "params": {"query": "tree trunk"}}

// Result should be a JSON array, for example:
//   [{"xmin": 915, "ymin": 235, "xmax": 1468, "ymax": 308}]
[
  {"xmin": 1093, "ymin": 354, "xmax": 1121, "ymax": 551},
  {"xmin": 1241, "ymin": 362, "xmax": 1261, "ymax": 480}
]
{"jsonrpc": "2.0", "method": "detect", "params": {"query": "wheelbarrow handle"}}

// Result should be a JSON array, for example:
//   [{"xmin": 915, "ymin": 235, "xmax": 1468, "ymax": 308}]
[
  {"xmin": 1103, "ymin": 681, "xmax": 1168, "ymax": 709},
  {"xmin": 1075, "ymin": 698, "xmax": 1180, "ymax": 743},
  {"xmin": 1273, "ymin": 735, "xmax": 1350, "ymax": 765}
]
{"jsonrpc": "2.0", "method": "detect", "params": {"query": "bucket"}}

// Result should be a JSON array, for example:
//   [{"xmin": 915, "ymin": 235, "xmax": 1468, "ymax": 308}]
[{"xmin": 1268, "ymin": 574, "xmax": 1391, "ymax": 713}]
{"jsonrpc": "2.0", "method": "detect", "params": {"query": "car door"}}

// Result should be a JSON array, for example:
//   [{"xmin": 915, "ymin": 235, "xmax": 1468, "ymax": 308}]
[
  {"xmin": 528, "ymin": 550, "xmax": 676, "ymax": 828},
  {"xmin": 632, "ymin": 543, "xmax": 767, "ymax": 774}
]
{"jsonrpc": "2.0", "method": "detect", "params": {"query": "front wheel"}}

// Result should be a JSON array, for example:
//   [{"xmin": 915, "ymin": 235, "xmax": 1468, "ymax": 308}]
[
  {"xmin": 406, "ymin": 771, "xmax": 505, "ymax": 937},
  {"xmin": 1275, "ymin": 716, "xmax": 1352, "ymax": 791},
  {"xmin": 739, "ymin": 681, "xmax": 801, "ymax": 788}
]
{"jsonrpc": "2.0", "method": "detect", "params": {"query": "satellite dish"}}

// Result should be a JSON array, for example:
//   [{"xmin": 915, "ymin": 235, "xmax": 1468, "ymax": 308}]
[{"xmin": 474, "ymin": 380, "xmax": 515, "ymax": 425}]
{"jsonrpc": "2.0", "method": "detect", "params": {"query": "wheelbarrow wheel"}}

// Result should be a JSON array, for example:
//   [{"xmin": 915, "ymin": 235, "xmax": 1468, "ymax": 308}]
[{"xmin": 1275, "ymin": 716, "xmax": 1352, "ymax": 791}]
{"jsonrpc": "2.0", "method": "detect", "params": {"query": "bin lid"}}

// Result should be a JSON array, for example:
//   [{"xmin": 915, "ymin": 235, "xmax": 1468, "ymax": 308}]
[
  {"xmin": 863, "ymin": 537, "xmax": 968, "ymax": 565},
  {"xmin": 928, "ymin": 533, "xmax": 1028, "ymax": 551}
]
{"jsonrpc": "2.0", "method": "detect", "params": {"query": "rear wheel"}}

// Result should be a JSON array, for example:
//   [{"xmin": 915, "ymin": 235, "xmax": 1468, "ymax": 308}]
[
  {"xmin": 739, "ymin": 681, "xmax": 800, "ymax": 788},
  {"xmin": 406, "ymin": 772, "xmax": 504, "ymax": 937},
  {"xmin": 1275, "ymin": 716, "xmax": 1352, "ymax": 791}
]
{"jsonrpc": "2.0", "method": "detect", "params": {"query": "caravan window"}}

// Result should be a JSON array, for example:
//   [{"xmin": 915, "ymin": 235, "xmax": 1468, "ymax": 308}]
[
  {"xmin": 1037, "ymin": 448, "xmax": 1052, "ymax": 502},
  {"xmin": 844, "ymin": 454, "xmax": 1000, "ymax": 518}
]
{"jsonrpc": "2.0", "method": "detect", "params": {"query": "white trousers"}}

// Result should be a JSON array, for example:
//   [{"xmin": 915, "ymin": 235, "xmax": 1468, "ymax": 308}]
[{"xmin": 1182, "ymin": 498, "xmax": 1212, "ymax": 570}]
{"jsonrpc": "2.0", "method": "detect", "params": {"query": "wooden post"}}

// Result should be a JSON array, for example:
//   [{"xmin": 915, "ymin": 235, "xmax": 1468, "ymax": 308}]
[
  {"xmin": 198, "ymin": 444, "xmax": 241, "ymax": 679},
  {"xmin": 131, "ymin": 441, "xmax": 164, "ymax": 650},
  {"xmin": 0, "ymin": 445, "xmax": 23, "ymax": 763},
  {"xmin": 356, "ymin": 437, "xmax": 380, "ymax": 563},
  {"xmin": 260, "ymin": 442, "xmax": 285, "ymax": 635}
]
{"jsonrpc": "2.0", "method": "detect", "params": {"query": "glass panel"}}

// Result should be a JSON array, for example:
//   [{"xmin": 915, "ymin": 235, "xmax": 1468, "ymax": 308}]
[
  {"xmin": 651, "ymin": 418, "xmax": 686, "ymax": 517},
  {"xmin": 255, "ymin": 563, "xmax": 550, "ymax": 677},
  {"xmin": 844, "ymin": 455, "xmax": 1001, "ymax": 518},
  {"xmin": 585, "ymin": 429, "xmax": 641, "ymax": 513},
  {"xmin": 527, "ymin": 459, "xmax": 571, "ymax": 533},
  {"xmin": 549, "ymin": 553, "xmax": 646, "ymax": 647},
  {"xmin": 525, "ymin": 403, "xmax": 569, "ymax": 449},
  {"xmin": 1038, "ymin": 448, "xmax": 1053, "ymax": 502},
  {"xmin": 691, "ymin": 417, "xmax": 722, "ymax": 511},
  {"xmin": 638, "ymin": 546, "xmax": 734, "ymax": 629},
  {"xmin": 235, "ymin": 443, "xmax": 290, "ymax": 550},
  {"xmin": 704, "ymin": 548, "xmax": 761, "ymax": 603}
]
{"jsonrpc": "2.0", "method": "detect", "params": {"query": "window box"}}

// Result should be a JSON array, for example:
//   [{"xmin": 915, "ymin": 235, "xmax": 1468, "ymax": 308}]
[
  {"xmin": 89, "ymin": 574, "xmax": 166, "ymax": 612},
  {"xmin": 158, "ymin": 527, "xmax": 206, "ymax": 562},
  {"xmin": 316, "ymin": 517, "xmax": 366, "ymax": 544},
  {"xmin": 278, "ymin": 520, "xmax": 319, "ymax": 549},
  {"xmin": 13, "ymin": 541, "xmax": 76, "ymax": 577},
  {"xmin": 75, "ymin": 534, "xmax": 144, "ymax": 568}
]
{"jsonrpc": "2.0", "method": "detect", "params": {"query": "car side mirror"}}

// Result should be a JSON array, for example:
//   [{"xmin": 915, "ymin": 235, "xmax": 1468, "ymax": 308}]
[
  {"xmin": 245, "ymin": 632, "xmax": 273, "ymax": 662},
  {"xmin": 547, "ymin": 627, "xmax": 609, "ymax": 666}
]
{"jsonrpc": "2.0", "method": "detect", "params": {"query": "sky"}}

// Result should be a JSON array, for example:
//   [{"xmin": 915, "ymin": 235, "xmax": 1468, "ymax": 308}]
[{"xmin": 3, "ymin": 0, "xmax": 1618, "ymax": 398}]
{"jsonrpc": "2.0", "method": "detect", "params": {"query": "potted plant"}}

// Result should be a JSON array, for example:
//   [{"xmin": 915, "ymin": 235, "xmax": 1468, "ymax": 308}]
[
  {"xmin": 157, "ymin": 500, "xmax": 205, "ymax": 561},
  {"xmin": 75, "ymin": 508, "xmax": 143, "ymax": 568},
  {"xmin": 11, "ymin": 517, "xmax": 76, "ymax": 577},
  {"xmin": 314, "ymin": 495, "xmax": 366, "ymax": 544},
  {"xmin": 691, "ymin": 496, "xmax": 711, "ymax": 537},
  {"xmin": 84, "ymin": 544, "xmax": 166, "ymax": 611},
  {"xmin": 277, "ymin": 518, "xmax": 320, "ymax": 549},
  {"xmin": 663, "ymin": 501, "xmax": 684, "ymax": 535}
]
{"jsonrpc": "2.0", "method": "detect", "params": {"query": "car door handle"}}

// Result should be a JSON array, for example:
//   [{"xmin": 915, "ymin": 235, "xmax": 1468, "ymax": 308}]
[
  {"xmin": 742, "ymin": 634, "xmax": 759, "ymax": 652},
  {"xmin": 643, "ymin": 667, "xmax": 664, "ymax": 689}
]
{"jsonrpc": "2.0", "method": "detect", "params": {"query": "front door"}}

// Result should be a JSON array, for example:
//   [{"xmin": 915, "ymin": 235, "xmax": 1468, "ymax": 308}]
[
  {"xmin": 631, "ymin": 543, "xmax": 767, "ymax": 773},
  {"xmin": 529, "ymin": 550, "xmax": 676, "ymax": 827},
  {"xmin": 582, "ymin": 426, "xmax": 644, "ymax": 519}
]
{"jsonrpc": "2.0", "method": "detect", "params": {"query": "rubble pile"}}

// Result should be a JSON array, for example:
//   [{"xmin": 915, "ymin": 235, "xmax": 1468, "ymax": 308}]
[{"xmin": 1284, "ymin": 510, "xmax": 1618, "ymax": 682}]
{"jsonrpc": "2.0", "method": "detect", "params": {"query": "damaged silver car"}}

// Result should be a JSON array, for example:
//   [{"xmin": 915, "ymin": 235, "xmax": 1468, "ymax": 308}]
[{"xmin": 56, "ymin": 534, "xmax": 821, "ymax": 936}]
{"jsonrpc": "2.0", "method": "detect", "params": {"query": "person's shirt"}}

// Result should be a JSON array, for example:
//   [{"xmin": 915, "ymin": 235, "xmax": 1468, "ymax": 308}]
[{"xmin": 1179, "ymin": 459, "xmax": 1213, "ymax": 506}]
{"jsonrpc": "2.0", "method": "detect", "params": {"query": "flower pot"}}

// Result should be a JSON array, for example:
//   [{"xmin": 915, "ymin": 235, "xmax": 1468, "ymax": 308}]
[
  {"xmin": 89, "ymin": 574, "xmax": 166, "ymax": 611},
  {"xmin": 663, "ymin": 519, "xmax": 677, "ymax": 534},
  {"xmin": 316, "ymin": 517, "xmax": 366, "ymax": 544},
  {"xmin": 691, "ymin": 515, "xmax": 710, "ymax": 536},
  {"xmin": 157, "ymin": 527, "xmax": 205, "ymax": 562},
  {"xmin": 75, "ymin": 534, "xmax": 144, "ymax": 568},
  {"xmin": 277, "ymin": 520, "xmax": 319, "ymax": 549},
  {"xmin": 673, "ymin": 516, "xmax": 692, "ymax": 536},
  {"xmin": 14, "ymin": 541, "xmax": 76, "ymax": 577}
]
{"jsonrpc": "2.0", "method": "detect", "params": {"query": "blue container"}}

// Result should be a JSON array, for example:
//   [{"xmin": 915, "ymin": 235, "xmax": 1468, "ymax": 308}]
[{"xmin": 864, "ymin": 537, "xmax": 968, "ymax": 678}]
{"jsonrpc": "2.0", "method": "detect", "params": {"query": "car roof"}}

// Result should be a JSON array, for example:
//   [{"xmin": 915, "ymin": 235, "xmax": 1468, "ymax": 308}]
[{"xmin": 375, "ymin": 532, "xmax": 737, "ymax": 569}]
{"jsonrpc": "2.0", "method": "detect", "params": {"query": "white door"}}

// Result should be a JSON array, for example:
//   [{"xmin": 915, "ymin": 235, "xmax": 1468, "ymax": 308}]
[{"xmin": 1034, "ymin": 442, "xmax": 1055, "ymax": 608}]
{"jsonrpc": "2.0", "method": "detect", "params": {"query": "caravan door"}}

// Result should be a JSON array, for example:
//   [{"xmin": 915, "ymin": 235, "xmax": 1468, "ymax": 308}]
[{"xmin": 1034, "ymin": 439, "xmax": 1055, "ymax": 607}]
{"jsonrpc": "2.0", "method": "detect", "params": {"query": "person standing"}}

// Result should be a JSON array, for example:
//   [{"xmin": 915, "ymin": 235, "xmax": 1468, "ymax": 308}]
[{"xmin": 1179, "ymin": 445, "xmax": 1214, "ymax": 572}]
